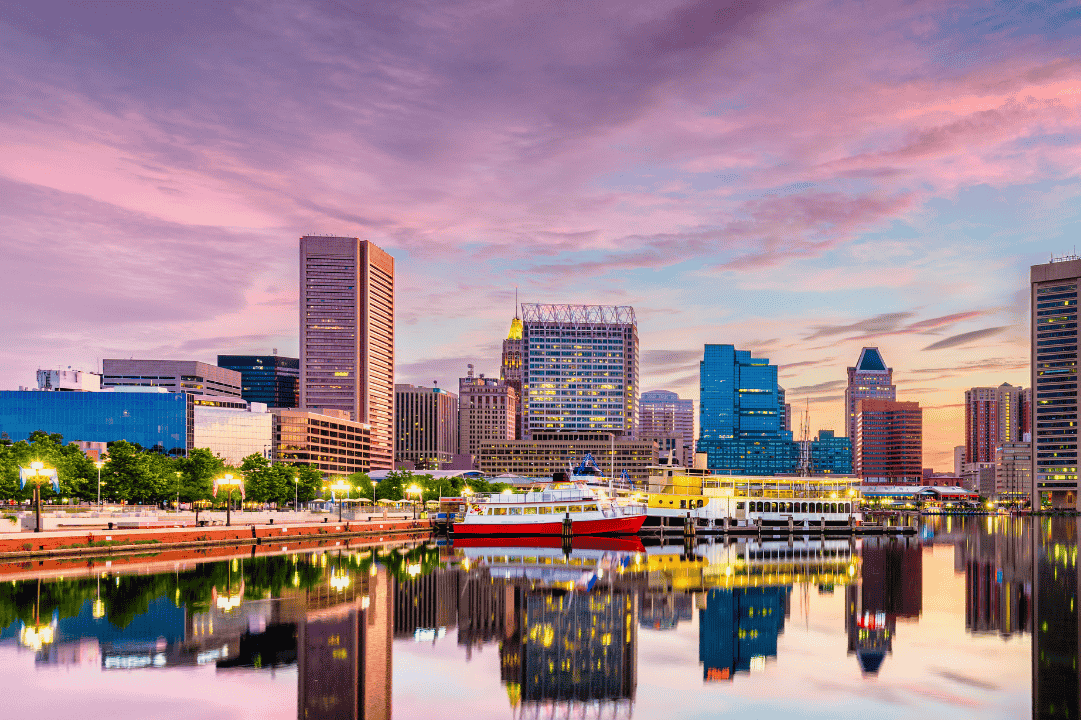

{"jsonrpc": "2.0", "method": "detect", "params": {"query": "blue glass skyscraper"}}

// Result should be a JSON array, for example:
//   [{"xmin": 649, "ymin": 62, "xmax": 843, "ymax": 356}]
[{"xmin": 697, "ymin": 344, "xmax": 797, "ymax": 475}]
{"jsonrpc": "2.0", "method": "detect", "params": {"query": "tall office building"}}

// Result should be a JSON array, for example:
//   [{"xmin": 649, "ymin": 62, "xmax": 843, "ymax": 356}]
[
  {"xmin": 809, "ymin": 430, "xmax": 854, "ymax": 475},
  {"xmin": 520, "ymin": 304, "xmax": 638, "ymax": 438},
  {"xmin": 458, "ymin": 367, "xmax": 516, "ymax": 463},
  {"xmin": 1030, "ymin": 258, "xmax": 1080, "ymax": 510},
  {"xmin": 855, "ymin": 399, "xmax": 922, "ymax": 484},
  {"xmin": 300, "ymin": 236, "xmax": 395, "ymax": 470},
  {"xmin": 844, "ymin": 348, "xmax": 896, "ymax": 440},
  {"xmin": 394, "ymin": 384, "xmax": 458, "ymax": 469},
  {"xmin": 217, "ymin": 354, "xmax": 299, "ymax": 408},
  {"xmin": 102, "ymin": 359, "xmax": 242, "ymax": 397},
  {"xmin": 500, "ymin": 306, "xmax": 524, "ymax": 439},
  {"xmin": 964, "ymin": 383, "xmax": 1025, "ymax": 464},
  {"xmin": 639, "ymin": 390, "xmax": 694, "ymax": 465},
  {"xmin": 697, "ymin": 344, "xmax": 797, "ymax": 475}
]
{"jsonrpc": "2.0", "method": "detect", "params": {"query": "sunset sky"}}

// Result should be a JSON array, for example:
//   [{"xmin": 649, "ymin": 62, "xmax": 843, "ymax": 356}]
[{"xmin": 2, "ymin": 1, "xmax": 1079, "ymax": 469}]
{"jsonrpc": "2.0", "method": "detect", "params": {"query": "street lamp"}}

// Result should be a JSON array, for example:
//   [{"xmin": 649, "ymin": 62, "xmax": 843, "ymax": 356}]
[
  {"xmin": 294, "ymin": 473, "xmax": 300, "ymax": 513},
  {"xmin": 214, "ymin": 473, "xmax": 244, "ymax": 527},
  {"xmin": 406, "ymin": 483, "xmax": 422, "ymax": 519},
  {"xmin": 175, "ymin": 471, "xmax": 182, "ymax": 513},
  {"xmin": 20, "ymin": 461, "xmax": 58, "ymax": 533},
  {"xmin": 328, "ymin": 479, "xmax": 352, "ymax": 522},
  {"xmin": 94, "ymin": 460, "xmax": 104, "ymax": 509}
]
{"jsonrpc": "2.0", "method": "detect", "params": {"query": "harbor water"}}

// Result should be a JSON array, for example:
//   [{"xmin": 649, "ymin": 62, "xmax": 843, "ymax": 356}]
[{"xmin": 0, "ymin": 515, "xmax": 1074, "ymax": 719}]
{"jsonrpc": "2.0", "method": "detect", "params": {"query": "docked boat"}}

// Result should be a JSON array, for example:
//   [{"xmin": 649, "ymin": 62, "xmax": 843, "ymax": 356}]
[
  {"xmin": 644, "ymin": 468, "xmax": 862, "ymax": 530},
  {"xmin": 453, "ymin": 484, "xmax": 646, "ymax": 537}
]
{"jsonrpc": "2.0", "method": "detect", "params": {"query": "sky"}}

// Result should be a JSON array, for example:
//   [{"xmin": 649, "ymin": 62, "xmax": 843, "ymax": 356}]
[{"xmin": 1, "ymin": 1, "xmax": 1080, "ymax": 470}]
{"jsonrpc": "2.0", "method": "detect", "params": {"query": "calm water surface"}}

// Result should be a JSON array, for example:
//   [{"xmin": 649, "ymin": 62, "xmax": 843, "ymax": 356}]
[{"xmin": 0, "ymin": 516, "xmax": 1075, "ymax": 719}]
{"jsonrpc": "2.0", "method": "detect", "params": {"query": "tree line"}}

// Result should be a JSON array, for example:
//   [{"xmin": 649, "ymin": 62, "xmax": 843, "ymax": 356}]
[{"xmin": 0, "ymin": 431, "xmax": 510, "ymax": 507}]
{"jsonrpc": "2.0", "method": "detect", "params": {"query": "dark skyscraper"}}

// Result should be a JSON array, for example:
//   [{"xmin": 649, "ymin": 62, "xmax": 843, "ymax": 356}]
[
  {"xmin": 845, "ymin": 347, "xmax": 896, "ymax": 441},
  {"xmin": 217, "ymin": 354, "xmax": 299, "ymax": 408}
]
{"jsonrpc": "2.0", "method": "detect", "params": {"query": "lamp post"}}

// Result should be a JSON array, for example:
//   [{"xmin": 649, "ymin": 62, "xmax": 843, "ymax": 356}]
[
  {"xmin": 94, "ymin": 460, "xmax": 104, "ymax": 509},
  {"xmin": 215, "ymin": 473, "xmax": 244, "ymax": 527},
  {"xmin": 175, "ymin": 471, "xmax": 182, "ymax": 513},
  {"xmin": 406, "ymin": 483, "xmax": 422, "ymax": 519},
  {"xmin": 328, "ymin": 480, "xmax": 352, "ymax": 522},
  {"xmin": 294, "ymin": 474, "xmax": 300, "ymax": 513},
  {"xmin": 20, "ymin": 461, "xmax": 58, "ymax": 533}
]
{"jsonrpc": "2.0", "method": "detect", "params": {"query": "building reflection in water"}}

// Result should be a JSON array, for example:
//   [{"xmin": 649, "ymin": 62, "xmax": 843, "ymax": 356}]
[
  {"xmin": 1032, "ymin": 517, "xmax": 1079, "ymax": 720},
  {"xmin": 845, "ymin": 536, "xmax": 921, "ymax": 676}
]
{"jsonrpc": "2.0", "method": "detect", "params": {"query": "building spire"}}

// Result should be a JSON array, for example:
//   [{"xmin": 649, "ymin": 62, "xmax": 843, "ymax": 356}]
[{"xmin": 515, "ymin": 286, "xmax": 519, "ymax": 319}]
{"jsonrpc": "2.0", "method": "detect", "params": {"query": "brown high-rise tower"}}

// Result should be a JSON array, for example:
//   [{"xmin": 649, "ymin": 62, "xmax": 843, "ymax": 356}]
[{"xmin": 299, "ymin": 236, "xmax": 395, "ymax": 470}]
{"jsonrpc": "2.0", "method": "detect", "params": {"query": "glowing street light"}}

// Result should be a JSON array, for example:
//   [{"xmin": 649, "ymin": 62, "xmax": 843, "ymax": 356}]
[
  {"xmin": 20, "ymin": 461, "xmax": 59, "ymax": 533},
  {"xmin": 406, "ymin": 484, "xmax": 423, "ymax": 519},
  {"xmin": 94, "ymin": 460, "xmax": 104, "ymax": 509},
  {"xmin": 328, "ymin": 479, "xmax": 352, "ymax": 521},
  {"xmin": 214, "ymin": 473, "xmax": 244, "ymax": 526},
  {"xmin": 330, "ymin": 569, "xmax": 351, "ymax": 592}
]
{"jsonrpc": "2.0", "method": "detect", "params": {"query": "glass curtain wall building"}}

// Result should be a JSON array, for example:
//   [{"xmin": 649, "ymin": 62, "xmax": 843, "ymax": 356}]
[
  {"xmin": 697, "ymin": 344, "xmax": 797, "ymax": 475},
  {"xmin": 216, "ymin": 355, "xmax": 299, "ymax": 408},
  {"xmin": 0, "ymin": 389, "xmax": 190, "ymax": 454},
  {"xmin": 809, "ymin": 430, "xmax": 854, "ymax": 475},
  {"xmin": 520, "ymin": 304, "xmax": 638, "ymax": 438}
]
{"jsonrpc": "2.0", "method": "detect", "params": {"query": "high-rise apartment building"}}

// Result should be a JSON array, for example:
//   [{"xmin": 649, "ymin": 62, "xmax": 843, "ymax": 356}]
[
  {"xmin": 299, "ymin": 235, "xmax": 394, "ymax": 470},
  {"xmin": 394, "ymin": 384, "xmax": 458, "ymax": 469},
  {"xmin": 217, "ymin": 354, "xmax": 299, "ymax": 408},
  {"xmin": 855, "ymin": 399, "xmax": 922, "ymax": 484},
  {"xmin": 845, "ymin": 348, "xmax": 896, "ymax": 440},
  {"xmin": 639, "ymin": 390, "xmax": 694, "ymax": 466},
  {"xmin": 520, "ymin": 304, "xmax": 638, "ymax": 439},
  {"xmin": 965, "ymin": 383, "xmax": 1025, "ymax": 464},
  {"xmin": 697, "ymin": 344, "xmax": 797, "ymax": 475},
  {"xmin": 458, "ymin": 367, "xmax": 516, "ymax": 464},
  {"xmin": 501, "ymin": 308, "xmax": 524, "ymax": 439},
  {"xmin": 102, "ymin": 359, "xmax": 242, "ymax": 397}
]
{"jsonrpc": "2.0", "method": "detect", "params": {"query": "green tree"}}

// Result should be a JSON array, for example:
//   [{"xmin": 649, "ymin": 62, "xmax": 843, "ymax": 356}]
[
  {"xmin": 180, "ymin": 448, "xmax": 226, "ymax": 503},
  {"xmin": 103, "ymin": 441, "xmax": 166, "ymax": 504},
  {"xmin": 294, "ymin": 465, "xmax": 322, "ymax": 505},
  {"xmin": 240, "ymin": 454, "xmax": 273, "ymax": 503},
  {"xmin": 347, "ymin": 472, "xmax": 374, "ymax": 502}
]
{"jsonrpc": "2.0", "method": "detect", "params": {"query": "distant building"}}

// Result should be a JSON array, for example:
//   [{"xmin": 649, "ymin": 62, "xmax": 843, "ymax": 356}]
[
  {"xmin": 272, "ymin": 408, "xmax": 371, "ymax": 477},
  {"xmin": 299, "ymin": 235, "xmax": 394, "ymax": 471},
  {"xmin": 845, "ymin": 348, "xmax": 896, "ymax": 441},
  {"xmin": 102, "ymin": 359, "xmax": 242, "ymax": 397},
  {"xmin": 217, "ymin": 355, "xmax": 299, "ymax": 408},
  {"xmin": 1030, "ymin": 257, "xmax": 1080, "ymax": 510},
  {"xmin": 394, "ymin": 384, "xmax": 458, "ymax": 470},
  {"xmin": 809, "ymin": 430, "xmax": 853, "ymax": 475},
  {"xmin": 994, "ymin": 442, "xmax": 1031, "ymax": 504},
  {"xmin": 36, "ymin": 368, "xmax": 100, "ymax": 392},
  {"xmin": 458, "ymin": 368, "xmax": 516, "ymax": 467},
  {"xmin": 520, "ymin": 303, "xmax": 638, "ymax": 439},
  {"xmin": 476, "ymin": 432, "xmax": 656, "ymax": 481},
  {"xmin": 855, "ymin": 399, "xmax": 922, "ymax": 484},
  {"xmin": 954, "ymin": 445, "xmax": 966, "ymax": 477},
  {"xmin": 639, "ymin": 390, "xmax": 694, "ymax": 465},
  {"xmin": 500, "ymin": 307, "xmax": 524, "ymax": 439},
  {"xmin": 965, "ymin": 383, "xmax": 1025, "ymax": 464},
  {"xmin": 697, "ymin": 344, "xmax": 797, "ymax": 475}
]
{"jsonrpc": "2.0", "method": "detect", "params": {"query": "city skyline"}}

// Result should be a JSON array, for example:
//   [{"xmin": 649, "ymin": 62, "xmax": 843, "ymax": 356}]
[{"xmin": 2, "ymin": 2, "xmax": 1075, "ymax": 470}]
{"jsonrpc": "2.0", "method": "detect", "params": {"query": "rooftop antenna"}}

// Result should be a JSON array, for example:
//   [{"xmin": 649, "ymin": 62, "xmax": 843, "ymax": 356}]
[{"xmin": 515, "ymin": 286, "xmax": 519, "ymax": 319}]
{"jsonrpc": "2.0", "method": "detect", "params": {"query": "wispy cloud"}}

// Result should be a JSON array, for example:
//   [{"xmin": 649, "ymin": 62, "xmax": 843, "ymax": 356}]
[{"xmin": 922, "ymin": 327, "xmax": 1009, "ymax": 351}]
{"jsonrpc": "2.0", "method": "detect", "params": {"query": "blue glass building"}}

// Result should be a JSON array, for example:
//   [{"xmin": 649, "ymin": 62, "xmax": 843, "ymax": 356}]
[
  {"xmin": 217, "ymin": 355, "xmax": 299, "ymax": 408},
  {"xmin": 698, "ymin": 587, "xmax": 790, "ymax": 680},
  {"xmin": 0, "ymin": 390, "xmax": 190, "ymax": 454},
  {"xmin": 810, "ymin": 430, "xmax": 854, "ymax": 474},
  {"xmin": 697, "ymin": 345, "xmax": 797, "ymax": 474}
]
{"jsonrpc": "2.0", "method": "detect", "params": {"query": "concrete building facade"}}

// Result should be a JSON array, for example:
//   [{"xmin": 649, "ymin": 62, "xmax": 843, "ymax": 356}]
[
  {"xmin": 845, "ymin": 348, "xmax": 896, "ymax": 441},
  {"xmin": 272, "ymin": 408, "xmax": 371, "ymax": 477},
  {"xmin": 394, "ymin": 384, "xmax": 458, "ymax": 470},
  {"xmin": 1030, "ymin": 257, "xmax": 1080, "ymax": 510},
  {"xmin": 994, "ymin": 441, "xmax": 1032, "ymax": 504},
  {"xmin": 520, "ymin": 304, "xmax": 639, "ymax": 439},
  {"xmin": 639, "ymin": 389, "xmax": 694, "ymax": 466},
  {"xmin": 855, "ymin": 399, "xmax": 922, "ymax": 484},
  {"xmin": 476, "ymin": 432, "xmax": 656, "ymax": 481},
  {"xmin": 299, "ymin": 235, "xmax": 394, "ymax": 470},
  {"xmin": 102, "ymin": 359, "xmax": 242, "ymax": 397},
  {"xmin": 965, "ymin": 383, "xmax": 1026, "ymax": 464},
  {"xmin": 458, "ymin": 368, "xmax": 516, "ymax": 465}
]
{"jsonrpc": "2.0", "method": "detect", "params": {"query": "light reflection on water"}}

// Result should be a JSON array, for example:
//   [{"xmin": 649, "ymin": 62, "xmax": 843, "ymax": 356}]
[{"xmin": 0, "ymin": 516, "xmax": 1074, "ymax": 719}]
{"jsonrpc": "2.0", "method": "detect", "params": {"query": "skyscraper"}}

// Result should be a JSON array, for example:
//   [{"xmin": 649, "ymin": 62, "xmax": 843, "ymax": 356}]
[
  {"xmin": 520, "ymin": 303, "xmax": 638, "ymax": 438},
  {"xmin": 855, "ymin": 399, "xmax": 922, "ymax": 484},
  {"xmin": 697, "ymin": 344, "xmax": 797, "ymax": 475},
  {"xmin": 1030, "ymin": 257, "xmax": 1080, "ymax": 510},
  {"xmin": 394, "ymin": 384, "xmax": 458, "ymax": 469},
  {"xmin": 639, "ymin": 389, "xmax": 694, "ymax": 465},
  {"xmin": 500, "ymin": 306, "xmax": 524, "ymax": 439},
  {"xmin": 217, "ymin": 354, "xmax": 299, "ymax": 408},
  {"xmin": 844, "ymin": 348, "xmax": 896, "ymax": 440},
  {"xmin": 299, "ymin": 235, "xmax": 395, "ymax": 470},
  {"xmin": 964, "ymin": 383, "xmax": 1025, "ymax": 464},
  {"xmin": 458, "ymin": 367, "xmax": 516, "ymax": 464}
]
